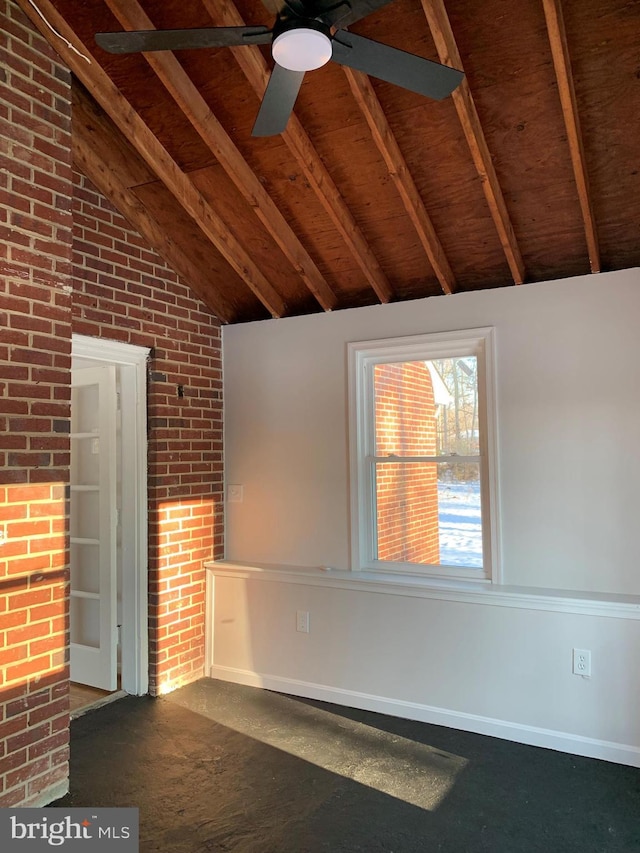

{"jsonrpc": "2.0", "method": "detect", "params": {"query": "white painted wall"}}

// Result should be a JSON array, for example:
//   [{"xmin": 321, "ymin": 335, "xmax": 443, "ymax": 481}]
[
  {"xmin": 224, "ymin": 269, "xmax": 640, "ymax": 594},
  {"xmin": 207, "ymin": 568, "xmax": 640, "ymax": 764},
  {"xmin": 217, "ymin": 269, "xmax": 640, "ymax": 763}
]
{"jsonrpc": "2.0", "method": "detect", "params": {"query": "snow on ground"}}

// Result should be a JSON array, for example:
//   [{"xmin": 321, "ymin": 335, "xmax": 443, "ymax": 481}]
[{"xmin": 438, "ymin": 480, "xmax": 482, "ymax": 567}]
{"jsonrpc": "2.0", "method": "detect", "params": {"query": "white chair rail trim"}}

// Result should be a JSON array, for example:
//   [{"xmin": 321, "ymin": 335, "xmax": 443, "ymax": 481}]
[{"xmin": 206, "ymin": 561, "xmax": 640, "ymax": 620}]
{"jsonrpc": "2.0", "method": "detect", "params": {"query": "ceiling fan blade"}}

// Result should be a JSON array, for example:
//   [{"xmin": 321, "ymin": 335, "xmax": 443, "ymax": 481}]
[
  {"xmin": 260, "ymin": 0, "xmax": 310, "ymax": 18},
  {"xmin": 252, "ymin": 63, "xmax": 305, "ymax": 137},
  {"xmin": 321, "ymin": 0, "xmax": 394, "ymax": 28},
  {"xmin": 95, "ymin": 26, "xmax": 272, "ymax": 55},
  {"xmin": 331, "ymin": 31, "xmax": 463, "ymax": 100},
  {"xmin": 260, "ymin": 0, "xmax": 288, "ymax": 15}
]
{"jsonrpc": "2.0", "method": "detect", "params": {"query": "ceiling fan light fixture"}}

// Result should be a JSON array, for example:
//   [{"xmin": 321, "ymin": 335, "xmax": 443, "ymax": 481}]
[{"xmin": 272, "ymin": 27, "xmax": 332, "ymax": 72}]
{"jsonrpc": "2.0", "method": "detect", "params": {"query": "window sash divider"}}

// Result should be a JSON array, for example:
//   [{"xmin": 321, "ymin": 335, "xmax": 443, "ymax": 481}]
[{"xmin": 369, "ymin": 455, "xmax": 481, "ymax": 464}]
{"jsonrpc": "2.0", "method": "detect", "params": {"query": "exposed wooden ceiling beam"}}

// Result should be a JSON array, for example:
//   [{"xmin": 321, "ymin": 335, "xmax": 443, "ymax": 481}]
[
  {"xmin": 542, "ymin": 0, "xmax": 600, "ymax": 274},
  {"xmin": 16, "ymin": 0, "xmax": 287, "ymax": 319},
  {"xmin": 201, "ymin": 0, "xmax": 394, "ymax": 304},
  {"xmin": 420, "ymin": 0, "xmax": 526, "ymax": 285},
  {"xmin": 72, "ymin": 84, "xmax": 234, "ymax": 323},
  {"xmin": 342, "ymin": 66, "xmax": 456, "ymax": 295},
  {"xmin": 103, "ymin": 0, "xmax": 338, "ymax": 312}
]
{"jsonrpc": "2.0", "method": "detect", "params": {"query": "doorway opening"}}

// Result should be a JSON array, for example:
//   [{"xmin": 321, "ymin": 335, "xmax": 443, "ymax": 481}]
[{"xmin": 70, "ymin": 335, "xmax": 149, "ymax": 713}]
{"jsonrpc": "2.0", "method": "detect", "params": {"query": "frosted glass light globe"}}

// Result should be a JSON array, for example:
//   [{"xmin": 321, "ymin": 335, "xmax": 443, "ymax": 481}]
[{"xmin": 272, "ymin": 28, "xmax": 332, "ymax": 72}]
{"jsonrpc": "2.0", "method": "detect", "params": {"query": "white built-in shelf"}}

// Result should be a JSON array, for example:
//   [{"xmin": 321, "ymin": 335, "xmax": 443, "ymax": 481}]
[{"xmin": 206, "ymin": 561, "xmax": 640, "ymax": 621}]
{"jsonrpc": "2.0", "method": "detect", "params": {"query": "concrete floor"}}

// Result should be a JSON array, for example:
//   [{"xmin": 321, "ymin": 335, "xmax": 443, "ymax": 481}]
[{"xmin": 55, "ymin": 679, "xmax": 640, "ymax": 852}]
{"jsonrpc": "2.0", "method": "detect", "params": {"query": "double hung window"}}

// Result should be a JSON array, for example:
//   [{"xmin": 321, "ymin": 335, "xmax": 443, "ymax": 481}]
[{"xmin": 348, "ymin": 328, "xmax": 499, "ymax": 581}]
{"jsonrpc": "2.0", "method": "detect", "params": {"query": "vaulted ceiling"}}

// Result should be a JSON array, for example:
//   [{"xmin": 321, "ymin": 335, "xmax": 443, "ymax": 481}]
[{"xmin": 19, "ymin": 0, "xmax": 640, "ymax": 323}]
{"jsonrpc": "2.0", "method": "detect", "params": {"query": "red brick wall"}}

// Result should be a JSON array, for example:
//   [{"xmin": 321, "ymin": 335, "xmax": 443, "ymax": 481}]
[
  {"xmin": 0, "ymin": 0, "xmax": 73, "ymax": 806},
  {"xmin": 374, "ymin": 362, "xmax": 440, "ymax": 564},
  {"xmin": 72, "ymin": 171, "xmax": 224, "ymax": 695},
  {"xmin": 1, "ymin": 0, "xmax": 223, "ymax": 807}
]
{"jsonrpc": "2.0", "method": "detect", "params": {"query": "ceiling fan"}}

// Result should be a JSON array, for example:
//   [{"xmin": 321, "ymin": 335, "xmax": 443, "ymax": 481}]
[{"xmin": 95, "ymin": 0, "xmax": 463, "ymax": 137}]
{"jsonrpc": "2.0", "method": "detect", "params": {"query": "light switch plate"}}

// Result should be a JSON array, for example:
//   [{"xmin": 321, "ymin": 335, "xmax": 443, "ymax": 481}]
[{"xmin": 228, "ymin": 484, "xmax": 244, "ymax": 503}]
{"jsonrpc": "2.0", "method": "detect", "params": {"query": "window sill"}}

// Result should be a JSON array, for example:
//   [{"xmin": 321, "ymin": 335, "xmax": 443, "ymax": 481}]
[
  {"xmin": 359, "ymin": 560, "xmax": 489, "ymax": 583},
  {"xmin": 205, "ymin": 560, "xmax": 640, "ymax": 620}
]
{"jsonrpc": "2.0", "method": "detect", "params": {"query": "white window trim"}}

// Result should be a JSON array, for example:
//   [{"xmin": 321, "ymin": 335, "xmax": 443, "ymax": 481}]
[{"xmin": 347, "ymin": 327, "xmax": 501, "ymax": 584}]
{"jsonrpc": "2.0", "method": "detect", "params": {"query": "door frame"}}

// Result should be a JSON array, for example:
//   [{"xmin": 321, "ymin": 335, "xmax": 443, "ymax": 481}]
[{"xmin": 72, "ymin": 334, "xmax": 150, "ymax": 695}]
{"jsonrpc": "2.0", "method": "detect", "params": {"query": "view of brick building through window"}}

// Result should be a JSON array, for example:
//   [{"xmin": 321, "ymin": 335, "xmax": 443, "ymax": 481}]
[
  {"xmin": 373, "ymin": 357, "xmax": 481, "ymax": 567},
  {"xmin": 374, "ymin": 361, "xmax": 440, "ymax": 564}
]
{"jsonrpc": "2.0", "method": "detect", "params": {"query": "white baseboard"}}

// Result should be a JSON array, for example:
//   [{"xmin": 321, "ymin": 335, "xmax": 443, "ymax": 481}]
[{"xmin": 210, "ymin": 664, "xmax": 640, "ymax": 768}]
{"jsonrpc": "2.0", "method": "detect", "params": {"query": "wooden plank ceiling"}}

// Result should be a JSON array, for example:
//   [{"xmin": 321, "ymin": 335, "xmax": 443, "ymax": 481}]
[{"xmin": 19, "ymin": 0, "xmax": 640, "ymax": 323}]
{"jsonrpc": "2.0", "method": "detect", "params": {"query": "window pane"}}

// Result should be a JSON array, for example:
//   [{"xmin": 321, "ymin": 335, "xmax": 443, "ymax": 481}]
[
  {"xmin": 375, "ymin": 462, "xmax": 482, "ymax": 568},
  {"xmin": 437, "ymin": 462, "xmax": 483, "ymax": 568},
  {"xmin": 431, "ymin": 357, "xmax": 479, "ymax": 456},
  {"xmin": 373, "ymin": 358, "xmax": 479, "ymax": 457},
  {"xmin": 374, "ymin": 361, "xmax": 437, "ymax": 456}
]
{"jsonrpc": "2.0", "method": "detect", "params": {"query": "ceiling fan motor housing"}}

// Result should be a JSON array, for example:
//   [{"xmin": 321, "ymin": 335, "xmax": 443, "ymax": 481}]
[{"xmin": 271, "ymin": 18, "xmax": 333, "ymax": 72}]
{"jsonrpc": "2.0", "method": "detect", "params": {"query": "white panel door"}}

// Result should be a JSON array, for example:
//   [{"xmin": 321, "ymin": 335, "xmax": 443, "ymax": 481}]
[{"xmin": 70, "ymin": 365, "xmax": 118, "ymax": 690}]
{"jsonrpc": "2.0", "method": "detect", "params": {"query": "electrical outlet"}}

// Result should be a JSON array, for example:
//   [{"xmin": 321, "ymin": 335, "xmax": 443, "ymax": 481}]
[
  {"xmin": 296, "ymin": 610, "xmax": 310, "ymax": 633},
  {"xmin": 572, "ymin": 648, "xmax": 591, "ymax": 677}
]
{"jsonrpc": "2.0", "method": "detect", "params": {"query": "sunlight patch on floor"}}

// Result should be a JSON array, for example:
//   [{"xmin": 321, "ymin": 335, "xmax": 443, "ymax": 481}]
[{"xmin": 167, "ymin": 685, "xmax": 468, "ymax": 811}]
